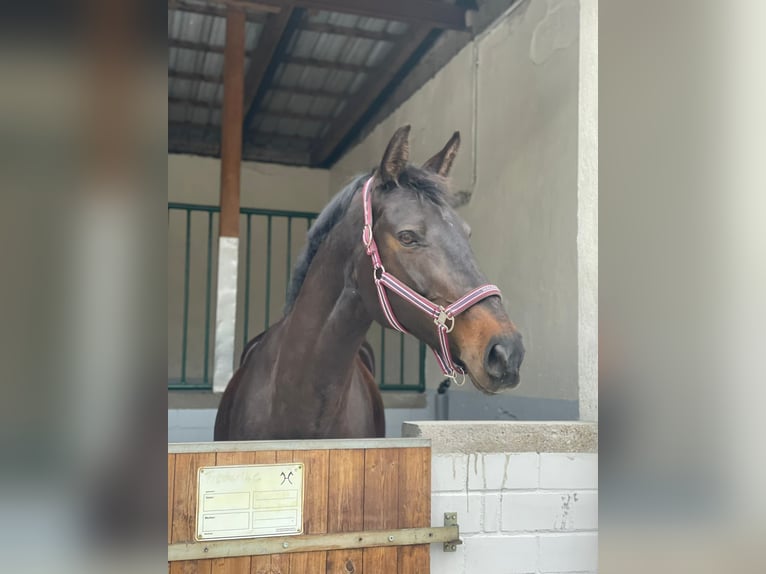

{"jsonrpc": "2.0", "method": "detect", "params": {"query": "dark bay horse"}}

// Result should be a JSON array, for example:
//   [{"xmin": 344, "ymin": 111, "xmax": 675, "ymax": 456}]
[{"xmin": 214, "ymin": 126, "xmax": 524, "ymax": 440}]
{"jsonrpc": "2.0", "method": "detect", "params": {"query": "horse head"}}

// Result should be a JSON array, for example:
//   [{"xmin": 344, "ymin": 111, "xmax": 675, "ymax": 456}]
[{"xmin": 355, "ymin": 125, "xmax": 524, "ymax": 394}]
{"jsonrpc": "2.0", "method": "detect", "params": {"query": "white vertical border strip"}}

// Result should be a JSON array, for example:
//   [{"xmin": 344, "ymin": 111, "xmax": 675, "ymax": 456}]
[
  {"xmin": 578, "ymin": 0, "xmax": 598, "ymax": 421},
  {"xmin": 214, "ymin": 236, "xmax": 239, "ymax": 393}
]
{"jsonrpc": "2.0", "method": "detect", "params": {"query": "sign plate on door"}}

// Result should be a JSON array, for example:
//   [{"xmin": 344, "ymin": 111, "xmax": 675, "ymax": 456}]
[{"xmin": 196, "ymin": 463, "xmax": 304, "ymax": 541}]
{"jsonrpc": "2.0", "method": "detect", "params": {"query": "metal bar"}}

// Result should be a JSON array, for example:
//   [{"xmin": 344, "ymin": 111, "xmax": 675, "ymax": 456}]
[
  {"xmin": 244, "ymin": 214, "xmax": 252, "ymax": 342},
  {"xmin": 419, "ymin": 342, "xmax": 426, "ymax": 392},
  {"xmin": 168, "ymin": 202, "xmax": 319, "ymax": 220},
  {"xmin": 378, "ymin": 384, "xmax": 423, "ymax": 392},
  {"xmin": 181, "ymin": 209, "xmax": 192, "ymax": 385},
  {"xmin": 380, "ymin": 325, "xmax": 386, "ymax": 385},
  {"xmin": 399, "ymin": 332, "xmax": 405, "ymax": 386},
  {"xmin": 265, "ymin": 215, "xmax": 273, "ymax": 329},
  {"xmin": 203, "ymin": 212, "xmax": 213, "ymax": 384},
  {"xmin": 285, "ymin": 217, "xmax": 292, "ymax": 289},
  {"xmin": 168, "ymin": 525, "xmax": 460, "ymax": 561},
  {"xmin": 168, "ymin": 437, "xmax": 430, "ymax": 453}
]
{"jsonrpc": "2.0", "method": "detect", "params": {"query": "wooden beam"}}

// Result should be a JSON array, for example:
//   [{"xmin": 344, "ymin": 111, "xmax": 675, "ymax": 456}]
[
  {"xmin": 271, "ymin": 86, "xmax": 343, "ymax": 100},
  {"xmin": 168, "ymin": 0, "xmax": 268, "ymax": 22},
  {"xmin": 242, "ymin": 8, "xmax": 296, "ymax": 117},
  {"xmin": 283, "ymin": 56, "xmax": 371, "ymax": 74},
  {"xmin": 300, "ymin": 21, "xmax": 402, "ymax": 43},
  {"xmin": 209, "ymin": 0, "xmax": 470, "ymax": 30},
  {"xmin": 169, "ymin": 69, "xmax": 221, "ymax": 84},
  {"xmin": 311, "ymin": 26, "xmax": 432, "ymax": 165},
  {"xmin": 219, "ymin": 7, "xmax": 246, "ymax": 238},
  {"xmin": 169, "ymin": 139, "xmax": 313, "ymax": 165},
  {"xmin": 170, "ymin": 38, "xmax": 226, "ymax": 54},
  {"xmin": 170, "ymin": 98, "xmax": 330, "ymax": 123}
]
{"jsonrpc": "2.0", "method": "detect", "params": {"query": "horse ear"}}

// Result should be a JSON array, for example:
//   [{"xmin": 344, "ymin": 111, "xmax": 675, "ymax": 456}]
[
  {"xmin": 379, "ymin": 125, "xmax": 411, "ymax": 184},
  {"xmin": 422, "ymin": 131, "xmax": 460, "ymax": 177}
]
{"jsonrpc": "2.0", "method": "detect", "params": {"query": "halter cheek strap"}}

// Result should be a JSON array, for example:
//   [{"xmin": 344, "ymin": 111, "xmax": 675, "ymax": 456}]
[{"xmin": 361, "ymin": 176, "xmax": 502, "ymax": 384}]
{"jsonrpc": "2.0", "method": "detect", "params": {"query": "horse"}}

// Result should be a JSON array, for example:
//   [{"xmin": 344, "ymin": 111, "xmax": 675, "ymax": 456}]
[{"xmin": 214, "ymin": 126, "xmax": 524, "ymax": 440}]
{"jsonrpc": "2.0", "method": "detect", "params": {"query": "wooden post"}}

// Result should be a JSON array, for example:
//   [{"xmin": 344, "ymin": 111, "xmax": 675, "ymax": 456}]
[{"xmin": 213, "ymin": 7, "xmax": 246, "ymax": 393}]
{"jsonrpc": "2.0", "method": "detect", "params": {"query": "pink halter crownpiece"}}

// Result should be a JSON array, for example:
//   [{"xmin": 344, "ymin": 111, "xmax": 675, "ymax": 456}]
[{"xmin": 361, "ymin": 176, "xmax": 502, "ymax": 385}]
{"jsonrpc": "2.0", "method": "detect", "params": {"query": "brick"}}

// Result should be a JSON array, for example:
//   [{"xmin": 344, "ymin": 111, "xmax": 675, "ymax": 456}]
[
  {"xmin": 432, "ymin": 492, "xmax": 483, "ymax": 534},
  {"xmin": 484, "ymin": 493, "xmax": 501, "ymax": 532},
  {"xmin": 467, "ymin": 453, "xmax": 539, "ymax": 491},
  {"xmin": 539, "ymin": 453, "xmax": 598, "ymax": 489},
  {"xmin": 538, "ymin": 533, "xmax": 598, "ymax": 572},
  {"xmin": 502, "ymin": 492, "xmax": 598, "ymax": 532},
  {"xmin": 433, "ymin": 454, "xmax": 469, "ymax": 492},
  {"xmin": 464, "ymin": 535, "xmax": 538, "ymax": 573}
]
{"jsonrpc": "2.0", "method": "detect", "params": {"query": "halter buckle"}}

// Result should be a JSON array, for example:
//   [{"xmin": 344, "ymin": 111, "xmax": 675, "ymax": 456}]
[
  {"xmin": 434, "ymin": 307, "xmax": 455, "ymax": 333},
  {"xmin": 362, "ymin": 224, "xmax": 373, "ymax": 248}
]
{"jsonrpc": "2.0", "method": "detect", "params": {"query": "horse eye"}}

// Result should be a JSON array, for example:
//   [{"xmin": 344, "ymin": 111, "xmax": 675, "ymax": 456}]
[{"xmin": 397, "ymin": 231, "xmax": 418, "ymax": 246}]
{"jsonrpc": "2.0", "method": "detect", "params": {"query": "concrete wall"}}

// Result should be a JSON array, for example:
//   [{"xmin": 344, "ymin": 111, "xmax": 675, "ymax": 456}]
[
  {"xmin": 329, "ymin": 0, "xmax": 581, "ymax": 404},
  {"xmin": 168, "ymin": 154, "xmax": 331, "ymax": 381},
  {"xmin": 404, "ymin": 421, "xmax": 598, "ymax": 574},
  {"xmin": 168, "ymin": 154, "xmax": 330, "ymax": 210}
]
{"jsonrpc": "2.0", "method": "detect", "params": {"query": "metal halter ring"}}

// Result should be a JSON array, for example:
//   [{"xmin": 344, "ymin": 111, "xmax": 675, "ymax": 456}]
[
  {"xmin": 448, "ymin": 369, "xmax": 466, "ymax": 386},
  {"xmin": 373, "ymin": 265, "xmax": 385, "ymax": 282},
  {"xmin": 434, "ymin": 307, "xmax": 455, "ymax": 333}
]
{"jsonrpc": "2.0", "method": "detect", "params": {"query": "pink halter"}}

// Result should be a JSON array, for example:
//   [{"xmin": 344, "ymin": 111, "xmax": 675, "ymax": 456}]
[{"xmin": 361, "ymin": 176, "xmax": 502, "ymax": 385}]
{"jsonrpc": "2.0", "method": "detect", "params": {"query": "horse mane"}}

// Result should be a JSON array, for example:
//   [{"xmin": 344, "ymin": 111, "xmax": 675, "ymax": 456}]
[{"xmin": 284, "ymin": 166, "xmax": 449, "ymax": 313}]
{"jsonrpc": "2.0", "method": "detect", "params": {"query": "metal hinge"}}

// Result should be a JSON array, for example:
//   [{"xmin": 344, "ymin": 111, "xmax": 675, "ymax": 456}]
[{"xmin": 442, "ymin": 512, "xmax": 463, "ymax": 552}]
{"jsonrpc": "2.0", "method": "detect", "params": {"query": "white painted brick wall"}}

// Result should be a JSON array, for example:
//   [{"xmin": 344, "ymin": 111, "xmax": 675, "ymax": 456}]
[
  {"xmin": 430, "ymin": 452, "xmax": 598, "ymax": 574},
  {"xmin": 539, "ymin": 453, "xmax": 598, "ymax": 489}
]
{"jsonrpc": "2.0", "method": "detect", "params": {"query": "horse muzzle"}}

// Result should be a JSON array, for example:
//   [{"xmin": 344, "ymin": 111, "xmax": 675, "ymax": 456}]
[{"xmin": 484, "ymin": 332, "xmax": 525, "ymax": 390}]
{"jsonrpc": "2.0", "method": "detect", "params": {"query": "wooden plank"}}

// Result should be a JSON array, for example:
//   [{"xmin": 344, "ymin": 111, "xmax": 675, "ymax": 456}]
[
  {"xmin": 362, "ymin": 448, "xmax": 399, "ymax": 574},
  {"xmin": 311, "ymin": 25, "xmax": 432, "ymax": 165},
  {"xmin": 211, "ymin": 451, "xmax": 257, "ymax": 574},
  {"xmin": 251, "ymin": 451, "xmax": 278, "ymax": 574},
  {"xmin": 271, "ymin": 450, "xmax": 293, "ymax": 574},
  {"xmin": 171, "ymin": 452, "xmax": 216, "ymax": 574},
  {"xmin": 168, "ymin": 454, "xmax": 175, "ymax": 545},
  {"xmin": 397, "ymin": 448, "xmax": 431, "ymax": 574},
  {"xmin": 289, "ymin": 450, "xmax": 329, "ymax": 574},
  {"xmin": 326, "ymin": 450, "xmax": 365, "ymax": 574}
]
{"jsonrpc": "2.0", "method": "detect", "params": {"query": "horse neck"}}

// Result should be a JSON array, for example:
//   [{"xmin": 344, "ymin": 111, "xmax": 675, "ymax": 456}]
[{"xmin": 277, "ymin": 210, "xmax": 372, "ymax": 403}]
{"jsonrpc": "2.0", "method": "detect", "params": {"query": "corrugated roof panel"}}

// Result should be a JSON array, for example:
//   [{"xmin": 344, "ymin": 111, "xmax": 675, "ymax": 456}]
[
  {"xmin": 365, "ymin": 40, "xmax": 394, "ymax": 68},
  {"xmin": 169, "ymin": 78, "xmax": 194, "ymax": 101},
  {"xmin": 190, "ymin": 107, "xmax": 212, "ymax": 126},
  {"xmin": 348, "ymin": 71, "xmax": 368, "ymax": 96},
  {"xmin": 195, "ymin": 82, "xmax": 220, "ymax": 105},
  {"xmin": 307, "ymin": 96, "xmax": 338, "ymax": 117},
  {"xmin": 210, "ymin": 110, "xmax": 222, "ymax": 126},
  {"xmin": 244, "ymin": 22, "xmax": 263, "ymax": 51},
  {"xmin": 338, "ymin": 37, "xmax": 377, "ymax": 67},
  {"xmin": 168, "ymin": 103, "xmax": 188, "ymax": 124},
  {"xmin": 200, "ymin": 53, "xmax": 224, "ymax": 78}
]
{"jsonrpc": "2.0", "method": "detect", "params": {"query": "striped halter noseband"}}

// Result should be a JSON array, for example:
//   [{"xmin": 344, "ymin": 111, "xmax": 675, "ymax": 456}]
[{"xmin": 360, "ymin": 176, "xmax": 502, "ymax": 385}]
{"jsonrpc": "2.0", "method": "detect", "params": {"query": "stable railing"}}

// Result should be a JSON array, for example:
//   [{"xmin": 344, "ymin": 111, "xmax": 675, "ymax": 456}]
[{"xmin": 168, "ymin": 203, "xmax": 426, "ymax": 392}]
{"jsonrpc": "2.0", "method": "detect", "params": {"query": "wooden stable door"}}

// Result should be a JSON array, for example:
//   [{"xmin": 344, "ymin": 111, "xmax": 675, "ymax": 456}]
[{"xmin": 168, "ymin": 439, "xmax": 433, "ymax": 574}]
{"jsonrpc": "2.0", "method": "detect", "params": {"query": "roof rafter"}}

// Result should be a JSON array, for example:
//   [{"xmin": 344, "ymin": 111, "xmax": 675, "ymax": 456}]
[
  {"xmin": 209, "ymin": 0, "xmax": 471, "ymax": 30},
  {"xmin": 311, "ymin": 25, "xmax": 433, "ymax": 165}
]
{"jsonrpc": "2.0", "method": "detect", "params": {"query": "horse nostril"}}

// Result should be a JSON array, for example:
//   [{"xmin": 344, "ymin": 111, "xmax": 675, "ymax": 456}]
[{"xmin": 486, "ymin": 343, "xmax": 510, "ymax": 379}]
